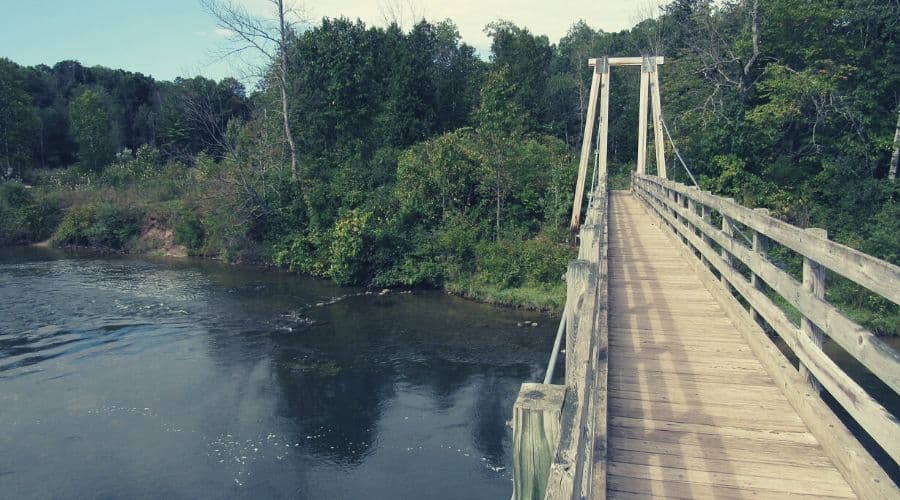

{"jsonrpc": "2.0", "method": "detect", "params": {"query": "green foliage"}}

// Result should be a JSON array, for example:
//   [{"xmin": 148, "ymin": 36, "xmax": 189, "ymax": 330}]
[
  {"xmin": 69, "ymin": 89, "xmax": 113, "ymax": 172},
  {"xmin": 7, "ymin": 4, "xmax": 899, "ymax": 321},
  {"xmin": 172, "ymin": 206, "xmax": 205, "ymax": 254},
  {"xmin": 0, "ymin": 58, "xmax": 38, "ymax": 179},
  {"xmin": 51, "ymin": 202, "xmax": 142, "ymax": 250},
  {"xmin": 0, "ymin": 182, "xmax": 59, "ymax": 244},
  {"xmin": 328, "ymin": 208, "xmax": 373, "ymax": 285}
]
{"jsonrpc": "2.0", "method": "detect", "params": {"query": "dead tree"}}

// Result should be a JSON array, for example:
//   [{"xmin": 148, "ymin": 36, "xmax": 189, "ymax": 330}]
[{"xmin": 201, "ymin": 0, "xmax": 303, "ymax": 182}]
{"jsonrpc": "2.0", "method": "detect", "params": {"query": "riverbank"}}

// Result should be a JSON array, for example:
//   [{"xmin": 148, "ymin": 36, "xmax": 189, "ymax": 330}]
[{"xmin": 21, "ymin": 235, "xmax": 566, "ymax": 314}]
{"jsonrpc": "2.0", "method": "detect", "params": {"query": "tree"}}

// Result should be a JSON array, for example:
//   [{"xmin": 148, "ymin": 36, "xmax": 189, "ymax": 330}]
[
  {"xmin": 202, "ymin": 0, "xmax": 303, "ymax": 181},
  {"xmin": 69, "ymin": 89, "xmax": 113, "ymax": 172},
  {"xmin": 0, "ymin": 58, "xmax": 37, "ymax": 178}
]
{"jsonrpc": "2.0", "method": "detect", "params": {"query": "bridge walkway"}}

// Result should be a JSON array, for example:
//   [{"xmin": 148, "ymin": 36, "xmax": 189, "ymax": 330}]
[{"xmin": 603, "ymin": 191, "xmax": 857, "ymax": 499}]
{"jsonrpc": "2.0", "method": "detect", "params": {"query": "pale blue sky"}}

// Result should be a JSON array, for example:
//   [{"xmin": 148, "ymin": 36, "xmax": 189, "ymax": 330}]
[{"xmin": 0, "ymin": 0, "xmax": 652, "ymax": 84}]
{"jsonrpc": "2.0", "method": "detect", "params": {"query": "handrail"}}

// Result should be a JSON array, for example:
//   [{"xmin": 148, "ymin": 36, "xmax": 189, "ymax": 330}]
[
  {"xmin": 512, "ymin": 172, "xmax": 610, "ymax": 500},
  {"xmin": 544, "ymin": 172, "xmax": 610, "ymax": 499},
  {"xmin": 543, "ymin": 311, "xmax": 566, "ymax": 384},
  {"xmin": 632, "ymin": 173, "xmax": 900, "ymax": 468}
]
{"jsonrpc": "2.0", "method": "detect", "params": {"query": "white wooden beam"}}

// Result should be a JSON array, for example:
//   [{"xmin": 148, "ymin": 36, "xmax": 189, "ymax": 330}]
[
  {"xmin": 589, "ymin": 56, "xmax": 665, "ymax": 67},
  {"xmin": 569, "ymin": 63, "xmax": 603, "ymax": 242}
]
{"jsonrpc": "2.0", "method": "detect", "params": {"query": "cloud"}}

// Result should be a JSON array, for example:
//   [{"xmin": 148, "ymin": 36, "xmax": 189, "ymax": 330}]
[
  {"xmin": 196, "ymin": 31, "xmax": 209, "ymax": 37},
  {"xmin": 214, "ymin": 27, "xmax": 235, "ymax": 38}
]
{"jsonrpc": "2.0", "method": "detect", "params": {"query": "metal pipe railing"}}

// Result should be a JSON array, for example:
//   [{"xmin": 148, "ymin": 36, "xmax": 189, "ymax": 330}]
[{"xmin": 542, "ymin": 306, "xmax": 567, "ymax": 384}]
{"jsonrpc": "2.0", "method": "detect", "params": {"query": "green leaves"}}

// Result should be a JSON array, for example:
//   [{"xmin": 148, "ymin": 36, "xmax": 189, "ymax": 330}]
[{"xmin": 68, "ymin": 89, "xmax": 113, "ymax": 172}]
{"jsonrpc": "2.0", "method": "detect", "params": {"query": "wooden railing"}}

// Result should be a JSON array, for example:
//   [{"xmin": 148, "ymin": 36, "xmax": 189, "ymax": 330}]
[
  {"xmin": 512, "ymin": 173, "xmax": 610, "ymax": 500},
  {"xmin": 632, "ymin": 173, "xmax": 900, "ymax": 498}
]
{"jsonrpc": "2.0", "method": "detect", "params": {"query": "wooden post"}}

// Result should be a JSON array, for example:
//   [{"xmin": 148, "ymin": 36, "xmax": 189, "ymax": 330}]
[
  {"xmin": 569, "ymin": 63, "xmax": 603, "ymax": 244},
  {"xmin": 636, "ymin": 60, "xmax": 650, "ymax": 175},
  {"xmin": 800, "ymin": 228, "xmax": 827, "ymax": 393},
  {"xmin": 598, "ymin": 58, "xmax": 611, "ymax": 179},
  {"xmin": 512, "ymin": 383, "xmax": 566, "ymax": 500},
  {"xmin": 751, "ymin": 208, "xmax": 770, "ymax": 326},
  {"xmin": 701, "ymin": 200, "xmax": 712, "ymax": 270},
  {"xmin": 564, "ymin": 259, "xmax": 597, "ymax": 382},
  {"xmin": 649, "ymin": 63, "xmax": 667, "ymax": 179},
  {"xmin": 687, "ymin": 187, "xmax": 699, "ymax": 251},
  {"xmin": 721, "ymin": 207, "xmax": 734, "ymax": 293}
]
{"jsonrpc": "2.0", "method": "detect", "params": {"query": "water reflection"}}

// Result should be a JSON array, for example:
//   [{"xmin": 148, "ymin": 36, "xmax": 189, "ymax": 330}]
[{"xmin": 0, "ymin": 247, "xmax": 554, "ymax": 499}]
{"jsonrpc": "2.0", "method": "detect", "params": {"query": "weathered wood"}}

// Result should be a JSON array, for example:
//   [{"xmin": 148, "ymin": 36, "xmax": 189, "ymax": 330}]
[
  {"xmin": 546, "ymin": 179, "xmax": 610, "ymax": 500},
  {"xmin": 589, "ymin": 56, "xmax": 665, "ymax": 66},
  {"xmin": 634, "ymin": 176, "xmax": 900, "ymax": 394},
  {"xmin": 548, "ymin": 259, "xmax": 600, "ymax": 500},
  {"xmin": 800, "ymin": 227, "xmax": 827, "ymax": 392},
  {"xmin": 636, "ymin": 180, "xmax": 900, "ymax": 461},
  {"xmin": 605, "ymin": 192, "xmax": 865, "ymax": 499},
  {"xmin": 513, "ymin": 383, "xmax": 567, "ymax": 500},
  {"xmin": 632, "ymin": 181, "xmax": 900, "ymax": 498},
  {"xmin": 720, "ymin": 205, "xmax": 734, "ymax": 293},
  {"xmin": 569, "ymin": 64, "xmax": 602, "ymax": 242},
  {"xmin": 649, "ymin": 67, "xmax": 666, "ymax": 179},
  {"xmin": 637, "ymin": 175, "xmax": 900, "ymax": 304},
  {"xmin": 598, "ymin": 59, "xmax": 611, "ymax": 179},
  {"xmin": 636, "ymin": 65, "xmax": 649, "ymax": 176},
  {"xmin": 701, "ymin": 200, "xmax": 712, "ymax": 269},
  {"xmin": 751, "ymin": 208, "xmax": 769, "ymax": 325}
]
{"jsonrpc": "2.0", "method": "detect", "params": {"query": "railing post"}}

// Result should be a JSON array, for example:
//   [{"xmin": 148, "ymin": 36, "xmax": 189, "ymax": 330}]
[
  {"xmin": 687, "ymin": 187, "xmax": 700, "ymax": 254},
  {"xmin": 565, "ymin": 260, "xmax": 592, "ymax": 385},
  {"xmin": 721, "ymin": 202, "xmax": 735, "ymax": 293},
  {"xmin": 800, "ymin": 228, "xmax": 828, "ymax": 393},
  {"xmin": 701, "ymin": 198, "xmax": 712, "ymax": 270},
  {"xmin": 751, "ymin": 208, "xmax": 770, "ymax": 326}
]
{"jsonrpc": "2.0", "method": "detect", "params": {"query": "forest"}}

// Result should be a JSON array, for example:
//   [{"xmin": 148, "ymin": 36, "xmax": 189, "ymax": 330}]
[{"xmin": 0, "ymin": 0, "xmax": 897, "ymax": 330}]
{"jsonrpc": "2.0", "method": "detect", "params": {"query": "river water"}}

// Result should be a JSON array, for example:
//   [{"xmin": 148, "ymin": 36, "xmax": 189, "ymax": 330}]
[{"xmin": 0, "ymin": 247, "xmax": 557, "ymax": 499}]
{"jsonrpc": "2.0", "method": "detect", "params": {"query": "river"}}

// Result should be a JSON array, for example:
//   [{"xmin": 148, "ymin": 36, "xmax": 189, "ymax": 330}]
[{"xmin": 0, "ymin": 247, "xmax": 557, "ymax": 499}]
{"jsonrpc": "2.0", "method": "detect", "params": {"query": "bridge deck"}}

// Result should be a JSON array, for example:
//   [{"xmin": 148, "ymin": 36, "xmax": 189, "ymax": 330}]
[{"xmin": 602, "ymin": 192, "xmax": 856, "ymax": 499}]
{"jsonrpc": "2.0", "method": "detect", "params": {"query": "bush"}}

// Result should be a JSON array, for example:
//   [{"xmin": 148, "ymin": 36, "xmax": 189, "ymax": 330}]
[
  {"xmin": 0, "ymin": 182, "xmax": 61, "ymax": 244},
  {"xmin": 173, "ymin": 207, "xmax": 205, "ymax": 254},
  {"xmin": 51, "ymin": 202, "xmax": 142, "ymax": 250}
]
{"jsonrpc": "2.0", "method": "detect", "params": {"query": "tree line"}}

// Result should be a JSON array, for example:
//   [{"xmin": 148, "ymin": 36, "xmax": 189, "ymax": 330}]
[{"xmin": 0, "ymin": 0, "xmax": 897, "ymax": 325}]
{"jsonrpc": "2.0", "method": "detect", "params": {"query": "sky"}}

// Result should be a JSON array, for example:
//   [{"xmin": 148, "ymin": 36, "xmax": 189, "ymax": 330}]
[{"xmin": 0, "ymin": 0, "xmax": 662, "ymax": 84}]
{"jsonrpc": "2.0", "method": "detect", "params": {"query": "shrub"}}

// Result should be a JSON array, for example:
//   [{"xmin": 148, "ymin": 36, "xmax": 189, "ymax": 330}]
[
  {"xmin": 0, "ymin": 182, "xmax": 62, "ymax": 244},
  {"xmin": 51, "ymin": 202, "xmax": 142, "ymax": 250}
]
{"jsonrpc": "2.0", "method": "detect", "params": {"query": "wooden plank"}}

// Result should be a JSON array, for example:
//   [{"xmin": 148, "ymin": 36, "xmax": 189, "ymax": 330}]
[
  {"xmin": 609, "ymin": 334, "xmax": 751, "ymax": 348},
  {"xmin": 610, "ymin": 351, "xmax": 770, "ymax": 370},
  {"xmin": 608, "ymin": 435, "xmax": 837, "ymax": 468},
  {"xmin": 611, "ymin": 449, "xmax": 853, "ymax": 487},
  {"xmin": 608, "ymin": 462, "xmax": 855, "ymax": 498},
  {"xmin": 609, "ymin": 398, "xmax": 807, "ymax": 429},
  {"xmin": 513, "ymin": 383, "xmax": 566, "ymax": 500},
  {"xmin": 609, "ymin": 389, "xmax": 798, "ymax": 411},
  {"xmin": 608, "ymin": 475, "xmax": 851, "ymax": 500},
  {"xmin": 631, "ymin": 188, "xmax": 897, "ymax": 499},
  {"xmin": 569, "ymin": 64, "xmax": 602, "ymax": 240},
  {"xmin": 609, "ymin": 415, "xmax": 817, "ymax": 444},
  {"xmin": 608, "ymin": 370, "xmax": 776, "ymax": 388}
]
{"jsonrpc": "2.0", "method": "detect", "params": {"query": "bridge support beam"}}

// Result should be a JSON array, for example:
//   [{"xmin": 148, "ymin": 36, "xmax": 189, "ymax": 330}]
[{"xmin": 569, "ymin": 60, "xmax": 604, "ymax": 245}]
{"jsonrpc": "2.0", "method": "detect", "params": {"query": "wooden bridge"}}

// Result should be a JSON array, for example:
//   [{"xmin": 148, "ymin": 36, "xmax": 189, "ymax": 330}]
[{"xmin": 510, "ymin": 57, "xmax": 899, "ymax": 500}]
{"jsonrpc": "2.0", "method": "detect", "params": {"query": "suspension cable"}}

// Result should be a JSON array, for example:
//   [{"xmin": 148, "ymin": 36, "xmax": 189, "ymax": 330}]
[{"xmin": 659, "ymin": 111, "xmax": 755, "ymax": 247}]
